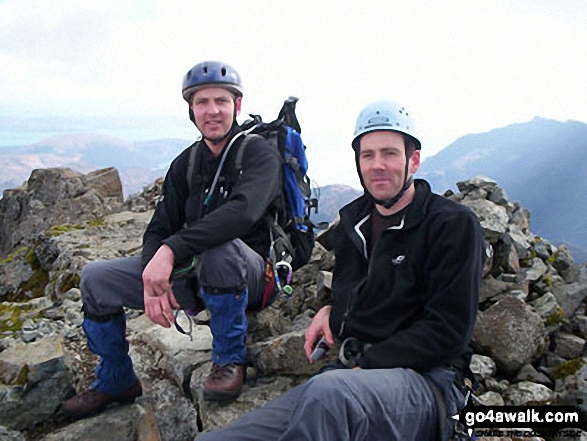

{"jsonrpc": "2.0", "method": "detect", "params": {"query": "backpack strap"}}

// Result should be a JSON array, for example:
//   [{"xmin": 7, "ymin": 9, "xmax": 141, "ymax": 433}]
[
  {"xmin": 234, "ymin": 133, "xmax": 264, "ymax": 171},
  {"xmin": 203, "ymin": 124, "xmax": 260, "ymax": 207},
  {"xmin": 186, "ymin": 142, "xmax": 200, "ymax": 192}
]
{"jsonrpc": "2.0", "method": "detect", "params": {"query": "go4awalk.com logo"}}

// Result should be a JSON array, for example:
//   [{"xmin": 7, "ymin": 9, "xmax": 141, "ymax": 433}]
[{"xmin": 455, "ymin": 403, "xmax": 587, "ymax": 439}]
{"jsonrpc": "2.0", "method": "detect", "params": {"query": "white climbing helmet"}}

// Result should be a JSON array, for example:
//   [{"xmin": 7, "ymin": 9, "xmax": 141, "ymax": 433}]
[{"xmin": 352, "ymin": 100, "xmax": 421, "ymax": 150}]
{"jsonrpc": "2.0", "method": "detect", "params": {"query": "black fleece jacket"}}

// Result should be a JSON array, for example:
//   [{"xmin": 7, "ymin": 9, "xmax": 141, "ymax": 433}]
[
  {"xmin": 141, "ymin": 126, "xmax": 283, "ymax": 269},
  {"xmin": 329, "ymin": 179, "xmax": 486, "ymax": 373}
]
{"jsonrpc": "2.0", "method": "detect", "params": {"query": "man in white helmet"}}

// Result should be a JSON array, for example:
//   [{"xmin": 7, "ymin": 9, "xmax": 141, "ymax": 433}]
[{"xmin": 198, "ymin": 100, "xmax": 486, "ymax": 440}]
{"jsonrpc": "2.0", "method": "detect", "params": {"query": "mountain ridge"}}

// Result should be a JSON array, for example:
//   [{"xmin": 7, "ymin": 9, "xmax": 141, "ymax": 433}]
[{"xmin": 417, "ymin": 116, "xmax": 587, "ymax": 259}]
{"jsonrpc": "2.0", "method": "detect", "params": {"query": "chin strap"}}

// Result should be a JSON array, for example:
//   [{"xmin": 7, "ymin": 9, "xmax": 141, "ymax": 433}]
[{"xmin": 372, "ymin": 176, "xmax": 413, "ymax": 209}]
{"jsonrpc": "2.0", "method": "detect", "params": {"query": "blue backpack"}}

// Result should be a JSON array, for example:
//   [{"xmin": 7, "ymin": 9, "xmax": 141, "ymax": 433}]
[
  {"xmin": 186, "ymin": 97, "xmax": 318, "ymax": 288},
  {"xmin": 239, "ymin": 97, "xmax": 317, "ymax": 270}
]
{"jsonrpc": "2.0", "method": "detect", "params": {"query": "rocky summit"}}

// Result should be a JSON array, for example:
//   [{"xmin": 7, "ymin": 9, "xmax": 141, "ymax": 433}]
[{"xmin": 1, "ymin": 168, "xmax": 587, "ymax": 441}]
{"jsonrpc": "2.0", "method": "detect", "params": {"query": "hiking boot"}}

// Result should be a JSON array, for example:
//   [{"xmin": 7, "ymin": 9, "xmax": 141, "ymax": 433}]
[
  {"xmin": 203, "ymin": 363, "xmax": 245, "ymax": 402},
  {"xmin": 63, "ymin": 380, "xmax": 143, "ymax": 419}
]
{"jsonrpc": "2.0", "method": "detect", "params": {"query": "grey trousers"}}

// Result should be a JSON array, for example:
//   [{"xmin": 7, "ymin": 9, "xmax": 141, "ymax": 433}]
[
  {"xmin": 81, "ymin": 239, "xmax": 267, "ymax": 318},
  {"xmin": 196, "ymin": 366, "xmax": 464, "ymax": 441}
]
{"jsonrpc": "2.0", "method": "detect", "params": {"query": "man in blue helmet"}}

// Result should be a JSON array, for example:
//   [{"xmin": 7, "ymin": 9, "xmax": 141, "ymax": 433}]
[
  {"xmin": 197, "ymin": 100, "xmax": 486, "ymax": 440},
  {"xmin": 63, "ymin": 61, "xmax": 283, "ymax": 418}
]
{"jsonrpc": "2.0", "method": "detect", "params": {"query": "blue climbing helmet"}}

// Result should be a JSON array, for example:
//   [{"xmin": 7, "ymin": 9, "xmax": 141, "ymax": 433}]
[{"xmin": 182, "ymin": 61, "xmax": 243, "ymax": 102}]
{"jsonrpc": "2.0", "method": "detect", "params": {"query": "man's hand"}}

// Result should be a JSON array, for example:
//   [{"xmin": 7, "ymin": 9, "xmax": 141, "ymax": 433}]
[
  {"xmin": 143, "ymin": 245, "xmax": 180, "ymax": 328},
  {"xmin": 304, "ymin": 305, "xmax": 334, "ymax": 363}
]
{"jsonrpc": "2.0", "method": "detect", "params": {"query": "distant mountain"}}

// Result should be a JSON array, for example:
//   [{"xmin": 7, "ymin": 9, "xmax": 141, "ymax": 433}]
[
  {"xmin": 1, "ymin": 134, "xmax": 362, "ymax": 225},
  {"xmin": 1, "ymin": 133, "xmax": 190, "ymax": 196},
  {"xmin": 311, "ymin": 185, "xmax": 362, "ymax": 225},
  {"xmin": 418, "ymin": 117, "xmax": 587, "ymax": 260}
]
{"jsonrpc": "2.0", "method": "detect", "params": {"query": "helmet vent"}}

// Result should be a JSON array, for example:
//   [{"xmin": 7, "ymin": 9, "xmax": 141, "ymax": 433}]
[
  {"xmin": 221, "ymin": 67, "xmax": 227, "ymax": 76},
  {"xmin": 367, "ymin": 116, "xmax": 390, "ymax": 125},
  {"xmin": 203, "ymin": 67, "xmax": 208, "ymax": 74}
]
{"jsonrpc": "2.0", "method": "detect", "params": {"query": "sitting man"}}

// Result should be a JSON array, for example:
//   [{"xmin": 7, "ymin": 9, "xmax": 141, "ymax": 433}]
[
  {"xmin": 64, "ymin": 60, "xmax": 283, "ymax": 418},
  {"xmin": 197, "ymin": 100, "xmax": 487, "ymax": 440}
]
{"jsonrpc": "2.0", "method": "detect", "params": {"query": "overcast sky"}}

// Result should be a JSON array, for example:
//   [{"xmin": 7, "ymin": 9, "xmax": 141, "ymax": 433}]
[{"xmin": 1, "ymin": 0, "xmax": 586, "ymax": 188}]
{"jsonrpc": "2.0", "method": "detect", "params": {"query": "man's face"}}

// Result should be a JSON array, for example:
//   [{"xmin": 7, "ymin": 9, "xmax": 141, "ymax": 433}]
[
  {"xmin": 190, "ymin": 87, "xmax": 241, "ymax": 143},
  {"xmin": 359, "ymin": 131, "xmax": 420, "ymax": 202}
]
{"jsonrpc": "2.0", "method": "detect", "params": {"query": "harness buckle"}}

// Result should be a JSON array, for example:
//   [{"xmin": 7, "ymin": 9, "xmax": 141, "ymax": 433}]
[{"xmin": 339, "ymin": 337, "xmax": 371, "ymax": 368}]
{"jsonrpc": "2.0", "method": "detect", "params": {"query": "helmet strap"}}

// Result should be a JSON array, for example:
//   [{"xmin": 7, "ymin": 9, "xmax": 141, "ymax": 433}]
[
  {"xmin": 373, "ymin": 176, "xmax": 413, "ymax": 209},
  {"xmin": 368, "ymin": 144, "xmax": 414, "ymax": 210}
]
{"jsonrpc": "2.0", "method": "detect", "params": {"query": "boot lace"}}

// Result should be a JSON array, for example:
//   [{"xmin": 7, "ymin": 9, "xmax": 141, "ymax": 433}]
[{"xmin": 209, "ymin": 364, "xmax": 237, "ymax": 380}]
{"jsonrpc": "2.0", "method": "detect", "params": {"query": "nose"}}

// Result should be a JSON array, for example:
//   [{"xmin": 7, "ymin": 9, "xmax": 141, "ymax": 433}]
[
  {"xmin": 372, "ymin": 152, "xmax": 385, "ymax": 169},
  {"xmin": 210, "ymin": 104, "xmax": 220, "ymax": 114}
]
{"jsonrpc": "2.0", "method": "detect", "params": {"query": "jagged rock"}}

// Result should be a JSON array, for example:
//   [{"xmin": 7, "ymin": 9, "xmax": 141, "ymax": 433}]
[
  {"xmin": 542, "ymin": 351, "xmax": 568, "ymax": 369},
  {"xmin": 509, "ymin": 201, "xmax": 531, "ymax": 233},
  {"xmin": 456, "ymin": 175, "xmax": 500, "ymax": 196},
  {"xmin": 247, "ymin": 300, "xmax": 292, "ymax": 343},
  {"xmin": 484, "ymin": 377, "xmax": 511, "ymax": 395},
  {"xmin": 552, "ymin": 281, "xmax": 587, "ymax": 319},
  {"xmin": 129, "ymin": 315, "xmax": 212, "ymax": 354},
  {"xmin": 470, "ymin": 354, "xmax": 497, "ymax": 379},
  {"xmin": 553, "ymin": 332, "xmax": 586, "ymax": 359},
  {"xmin": 476, "ymin": 391, "xmax": 505, "ymax": 406},
  {"xmin": 532, "ymin": 237, "xmax": 555, "ymax": 261},
  {"xmin": 514, "ymin": 364, "xmax": 553, "ymax": 388},
  {"xmin": 503, "ymin": 381, "xmax": 553, "ymax": 405},
  {"xmin": 551, "ymin": 245, "xmax": 575, "ymax": 275},
  {"xmin": 128, "ymin": 314, "xmax": 212, "ymax": 395},
  {"xmin": 551, "ymin": 358, "xmax": 587, "ymax": 408},
  {"xmin": 0, "ymin": 167, "xmax": 124, "ymax": 257},
  {"xmin": 480, "ymin": 275, "xmax": 510, "ymax": 304},
  {"xmin": 525, "ymin": 258, "xmax": 548, "ymax": 283},
  {"xmin": 0, "ymin": 247, "xmax": 49, "ymax": 302},
  {"xmin": 195, "ymin": 375, "xmax": 295, "ymax": 433},
  {"xmin": 491, "ymin": 235, "xmax": 523, "ymax": 276},
  {"xmin": 508, "ymin": 224, "xmax": 532, "ymax": 259},
  {"xmin": 482, "ymin": 276, "xmax": 530, "ymax": 306},
  {"xmin": 530, "ymin": 292, "xmax": 565, "ymax": 333},
  {"xmin": 460, "ymin": 199, "xmax": 509, "ymax": 242},
  {"xmin": 248, "ymin": 330, "xmax": 336, "ymax": 376},
  {"xmin": 125, "ymin": 178, "xmax": 164, "ymax": 213},
  {"xmin": 37, "ymin": 210, "xmax": 152, "ymax": 301},
  {"xmin": 576, "ymin": 316, "xmax": 587, "ymax": 339},
  {"xmin": 0, "ymin": 426, "xmax": 25, "ymax": 441},
  {"xmin": 42, "ymin": 402, "xmax": 161, "ymax": 441},
  {"xmin": 0, "ymin": 336, "xmax": 75, "ymax": 430},
  {"xmin": 148, "ymin": 379, "xmax": 200, "ymax": 440},
  {"xmin": 472, "ymin": 297, "xmax": 547, "ymax": 376}
]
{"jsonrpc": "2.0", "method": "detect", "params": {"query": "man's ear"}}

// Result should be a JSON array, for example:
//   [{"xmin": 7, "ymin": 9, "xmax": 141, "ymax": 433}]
[
  {"xmin": 409, "ymin": 149, "xmax": 421, "ymax": 175},
  {"xmin": 234, "ymin": 96, "xmax": 242, "ymax": 116}
]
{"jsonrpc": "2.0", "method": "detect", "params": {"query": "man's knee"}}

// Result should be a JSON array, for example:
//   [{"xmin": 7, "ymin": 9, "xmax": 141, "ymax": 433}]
[
  {"xmin": 80, "ymin": 261, "xmax": 106, "ymax": 302},
  {"xmin": 197, "ymin": 240, "xmax": 247, "ymax": 292},
  {"xmin": 304, "ymin": 370, "xmax": 354, "ymax": 403}
]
